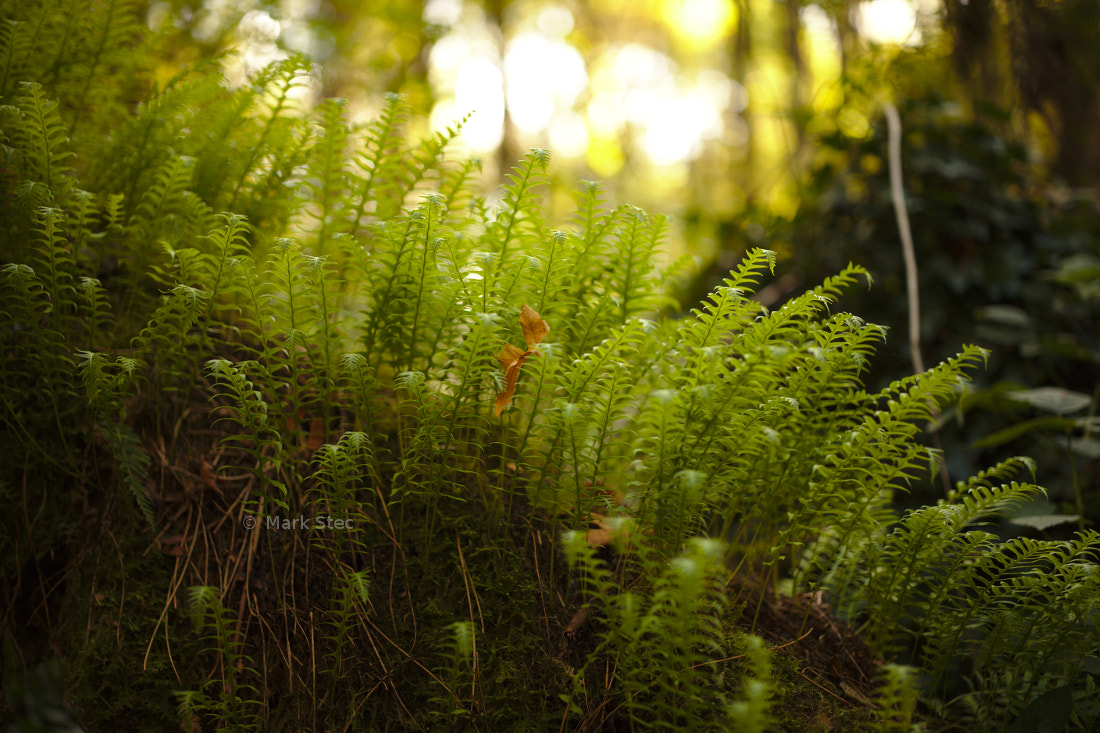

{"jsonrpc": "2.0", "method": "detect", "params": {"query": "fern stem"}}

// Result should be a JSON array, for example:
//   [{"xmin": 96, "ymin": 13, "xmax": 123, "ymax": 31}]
[{"xmin": 405, "ymin": 198, "xmax": 437, "ymax": 373}]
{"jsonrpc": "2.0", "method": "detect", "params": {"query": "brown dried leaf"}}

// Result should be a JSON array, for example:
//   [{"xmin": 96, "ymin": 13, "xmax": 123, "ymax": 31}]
[
  {"xmin": 519, "ymin": 303, "xmax": 550, "ymax": 349},
  {"xmin": 200, "ymin": 459, "xmax": 223, "ymax": 497},
  {"xmin": 493, "ymin": 305, "xmax": 550, "ymax": 416},
  {"xmin": 585, "ymin": 514, "xmax": 631, "ymax": 548}
]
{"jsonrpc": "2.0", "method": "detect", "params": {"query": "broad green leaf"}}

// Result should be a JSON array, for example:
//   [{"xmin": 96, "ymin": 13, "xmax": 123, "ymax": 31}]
[
  {"xmin": 971, "ymin": 416, "xmax": 1081, "ymax": 449},
  {"xmin": 1010, "ymin": 514, "xmax": 1081, "ymax": 531},
  {"xmin": 1007, "ymin": 387, "xmax": 1092, "ymax": 415}
]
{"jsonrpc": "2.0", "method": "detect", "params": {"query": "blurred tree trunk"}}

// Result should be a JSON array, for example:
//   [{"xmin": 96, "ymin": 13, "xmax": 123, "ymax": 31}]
[
  {"xmin": 1005, "ymin": 0, "xmax": 1100, "ymax": 187},
  {"xmin": 834, "ymin": 0, "xmax": 859, "ymax": 76},
  {"xmin": 945, "ymin": 0, "xmax": 1100, "ymax": 187},
  {"xmin": 944, "ymin": 0, "xmax": 1002, "ymax": 112},
  {"xmin": 784, "ymin": 0, "xmax": 807, "ymax": 156},
  {"xmin": 731, "ymin": 0, "xmax": 754, "ymax": 205},
  {"xmin": 483, "ymin": 0, "xmax": 518, "ymax": 176}
]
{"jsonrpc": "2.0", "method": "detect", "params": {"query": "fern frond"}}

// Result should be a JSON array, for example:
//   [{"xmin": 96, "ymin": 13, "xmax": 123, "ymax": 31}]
[
  {"xmin": 950, "ymin": 455, "xmax": 1037, "ymax": 496},
  {"xmin": 727, "ymin": 634, "xmax": 775, "ymax": 733},
  {"xmin": 130, "ymin": 154, "xmax": 213, "ymax": 249},
  {"xmin": 30, "ymin": 204, "xmax": 76, "ymax": 313},
  {"xmin": 736, "ymin": 263, "xmax": 872, "ymax": 355},
  {"xmin": 525, "ymin": 228, "xmax": 575, "ymax": 320},
  {"xmin": 312, "ymin": 431, "xmax": 377, "ymax": 521},
  {"xmin": 610, "ymin": 205, "xmax": 670, "ymax": 322},
  {"xmin": 680, "ymin": 247, "xmax": 775, "ymax": 352},
  {"xmin": 872, "ymin": 664, "xmax": 920, "ymax": 732},
  {"xmin": 101, "ymin": 419, "xmax": 153, "ymax": 526},
  {"xmin": 346, "ymin": 93, "xmax": 406, "ymax": 225},
  {"xmin": 566, "ymin": 536, "xmax": 734, "ymax": 728},
  {"xmin": 93, "ymin": 69, "xmax": 225, "ymax": 205},
  {"xmin": 225, "ymin": 55, "xmax": 312, "ymax": 209},
  {"xmin": 437, "ymin": 157, "xmax": 482, "ymax": 228},
  {"xmin": 339, "ymin": 352, "xmax": 381, "ymax": 440},
  {"xmin": 297, "ymin": 97, "xmax": 350, "ymax": 255},
  {"xmin": 485, "ymin": 149, "xmax": 549, "ymax": 290},
  {"xmin": 181, "ymin": 584, "xmax": 263, "ymax": 730},
  {"xmin": 359, "ymin": 198, "xmax": 455, "ymax": 373},
  {"xmin": 189, "ymin": 57, "xmax": 309, "ymax": 210},
  {"xmin": 206, "ymin": 358, "xmax": 289, "ymax": 508},
  {"xmin": 65, "ymin": 0, "xmax": 143, "ymax": 139},
  {"xmin": 133, "ymin": 283, "xmax": 206, "ymax": 385},
  {"xmin": 562, "ymin": 293, "xmax": 622, "ymax": 356},
  {"xmin": 393, "ymin": 312, "xmax": 499, "ymax": 511},
  {"xmin": 10, "ymin": 81, "xmax": 74, "ymax": 203},
  {"xmin": 0, "ymin": 18, "xmax": 30, "ymax": 99},
  {"xmin": 851, "ymin": 480, "xmax": 1044, "ymax": 653},
  {"xmin": 393, "ymin": 118, "xmax": 466, "ymax": 218}
]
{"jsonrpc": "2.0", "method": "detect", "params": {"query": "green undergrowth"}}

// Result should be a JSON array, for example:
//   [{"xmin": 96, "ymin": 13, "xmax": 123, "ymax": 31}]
[{"xmin": 2, "ymin": 2, "xmax": 1098, "ymax": 731}]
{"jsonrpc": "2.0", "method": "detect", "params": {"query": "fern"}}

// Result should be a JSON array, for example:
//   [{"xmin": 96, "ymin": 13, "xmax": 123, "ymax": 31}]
[
  {"xmin": 297, "ymin": 97, "xmax": 350, "ymax": 255},
  {"xmin": 395, "ymin": 311, "xmax": 498, "ymax": 505},
  {"xmin": 430, "ymin": 620, "xmax": 478, "ymax": 723},
  {"xmin": 206, "ymin": 358, "xmax": 289, "ymax": 510},
  {"xmin": 311, "ymin": 430, "xmax": 378, "ymax": 531},
  {"xmin": 130, "ymin": 154, "xmax": 212, "ymax": 251},
  {"xmin": 132, "ymin": 282, "xmax": 205, "ymax": 397},
  {"xmin": 563, "ymin": 533, "xmax": 743, "ymax": 729},
  {"xmin": 98, "ymin": 419, "xmax": 153, "ymax": 527},
  {"xmin": 224, "ymin": 55, "xmax": 312, "ymax": 212},
  {"xmin": 484, "ymin": 148, "xmax": 550, "ymax": 303},
  {"xmin": 609, "ymin": 205, "xmax": 670, "ymax": 323},
  {"xmin": 873, "ymin": 664, "xmax": 922, "ymax": 733},
  {"xmin": 177, "ymin": 586, "xmax": 262, "ymax": 732},
  {"xmin": 0, "ymin": 18, "xmax": 27, "ymax": 98},
  {"xmin": 679, "ymin": 247, "xmax": 775, "ymax": 353},
  {"xmin": 3, "ymin": 12, "xmax": 1099, "ymax": 730},
  {"xmin": 29, "ymin": 205, "xmax": 76, "ymax": 315},
  {"xmin": 7, "ymin": 81, "xmax": 74, "ymax": 206},
  {"xmin": 93, "ymin": 69, "xmax": 225, "ymax": 214},
  {"xmin": 346, "ymin": 92, "xmax": 409, "ymax": 227},
  {"xmin": 528, "ymin": 319, "xmax": 648, "ymax": 514},
  {"xmin": 727, "ymin": 634, "xmax": 775, "ymax": 733},
  {"xmin": 323, "ymin": 566, "xmax": 371, "ymax": 681},
  {"xmin": 64, "ymin": 0, "xmax": 143, "ymax": 139}
]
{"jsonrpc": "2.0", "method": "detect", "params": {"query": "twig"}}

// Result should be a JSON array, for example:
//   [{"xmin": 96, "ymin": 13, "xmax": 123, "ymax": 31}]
[
  {"xmin": 457, "ymin": 536, "xmax": 486, "ymax": 714},
  {"xmin": 690, "ymin": 627, "xmax": 814, "ymax": 669},
  {"xmin": 885, "ymin": 101, "xmax": 952, "ymax": 496},
  {"xmin": 801, "ymin": 667, "xmax": 847, "ymax": 702},
  {"xmin": 884, "ymin": 103, "xmax": 923, "ymax": 376}
]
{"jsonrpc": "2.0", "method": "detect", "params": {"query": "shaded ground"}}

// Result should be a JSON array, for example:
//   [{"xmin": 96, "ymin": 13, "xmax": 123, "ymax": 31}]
[{"xmin": 6, "ymin": 382, "xmax": 921, "ymax": 732}]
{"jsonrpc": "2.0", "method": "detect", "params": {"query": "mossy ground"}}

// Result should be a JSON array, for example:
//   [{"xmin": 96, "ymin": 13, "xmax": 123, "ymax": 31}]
[{"xmin": 2, "ymin": 380, "xmax": 931, "ymax": 732}]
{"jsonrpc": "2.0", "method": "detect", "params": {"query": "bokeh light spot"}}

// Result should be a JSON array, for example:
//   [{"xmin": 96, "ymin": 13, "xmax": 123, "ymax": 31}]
[
  {"xmin": 454, "ymin": 59, "xmax": 505, "ymax": 152},
  {"xmin": 859, "ymin": 0, "xmax": 919, "ymax": 45},
  {"xmin": 662, "ymin": 0, "xmax": 735, "ymax": 50}
]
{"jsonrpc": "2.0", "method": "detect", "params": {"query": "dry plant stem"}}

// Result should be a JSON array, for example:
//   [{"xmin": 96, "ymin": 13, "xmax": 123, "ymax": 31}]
[
  {"xmin": 884, "ymin": 103, "xmax": 922, "ymax": 376},
  {"xmin": 885, "ymin": 101, "xmax": 951, "ymax": 496},
  {"xmin": 690, "ymin": 627, "xmax": 814, "ymax": 669},
  {"xmin": 530, "ymin": 528, "xmax": 553, "ymax": 646},
  {"xmin": 456, "ymin": 536, "xmax": 486, "ymax": 713},
  {"xmin": 801, "ymin": 668, "xmax": 848, "ymax": 703}
]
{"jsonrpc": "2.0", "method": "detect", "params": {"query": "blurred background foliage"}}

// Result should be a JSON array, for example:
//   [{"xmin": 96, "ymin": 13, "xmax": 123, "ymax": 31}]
[{"xmin": 140, "ymin": 0, "xmax": 1099, "ymax": 524}]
